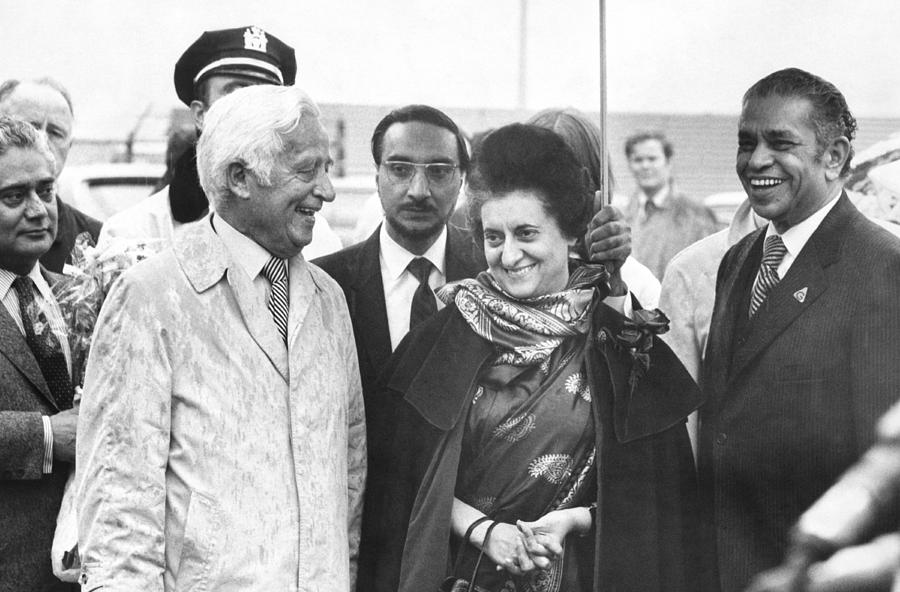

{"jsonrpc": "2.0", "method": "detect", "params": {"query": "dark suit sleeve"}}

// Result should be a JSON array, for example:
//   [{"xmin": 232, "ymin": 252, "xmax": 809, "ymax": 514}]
[
  {"xmin": 851, "ymin": 246, "xmax": 900, "ymax": 450},
  {"xmin": 0, "ymin": 410, "xmax": 46, "ymax": 480}
]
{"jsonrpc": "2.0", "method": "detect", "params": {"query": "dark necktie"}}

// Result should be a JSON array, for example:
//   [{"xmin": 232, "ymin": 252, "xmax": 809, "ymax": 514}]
[
  {"xmin": 13, "ymin": 276, "xmax": 74, "ymax": 409},
  {"xmin": 749, "ymin": 235, "xmax": 788, "ymax": 318},
  {"xmin": 262, "ymin": 257, "xmax": 289, "ymax": 343},
  {"xmin": 407, "ymin": 257, "xmax": 436, "ymax": 329}
]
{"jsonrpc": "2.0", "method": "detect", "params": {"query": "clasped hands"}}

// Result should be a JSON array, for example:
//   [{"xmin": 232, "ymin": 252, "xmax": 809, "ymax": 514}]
[{"xmin": 471, "ymin": 507, "xmax": 591, "ymax": 577}]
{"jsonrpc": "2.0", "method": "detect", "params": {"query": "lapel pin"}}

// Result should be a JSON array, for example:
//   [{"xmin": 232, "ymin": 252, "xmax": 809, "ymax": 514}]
[{"xmin": 794, "ymin": 287, "xmax": 808, "ymax": 303}]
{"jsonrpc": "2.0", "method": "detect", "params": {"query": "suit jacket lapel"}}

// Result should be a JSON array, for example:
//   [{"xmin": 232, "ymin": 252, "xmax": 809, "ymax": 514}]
[
  {"xmin": 174, "ymin": 215, "xmax": 288, "ymax": 381},
  {"xmin": 445, "ymin": 225, "xmax": 485, "ymax": 282},
  {"xmin": 349, "ymin": 229, "xmax": 392, "ymax": 374},
  {"xmin": 0, "ymin": 296, "xmax": 56, "ymax": 408},
  {"xmin": 728, "ymin": 195, "xmax": 849, "ymax": 381}
]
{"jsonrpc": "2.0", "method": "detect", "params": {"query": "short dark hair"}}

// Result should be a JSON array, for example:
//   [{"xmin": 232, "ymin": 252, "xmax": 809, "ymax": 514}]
[
  {"xmin": 370, "ymin": 104, "xmax": 470, "ymax": 172},
  {"xmin": 624, "ymin": 130, "xmax": 673, "ymax": 160},
  {"xmin": 0, "ymin": 77, "xmax": 74, "ymax": 117},
  {"xmin": 466, "ymin": 123, "xmax": 592, "ymax": 253},
  {"xmin": 743, "ymin": 67, "xmax": 857, "ymax": 176}
]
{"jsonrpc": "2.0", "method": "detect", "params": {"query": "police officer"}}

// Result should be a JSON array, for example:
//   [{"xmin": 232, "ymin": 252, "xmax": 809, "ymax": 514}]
[{"xmin": 99, "ymin": 26, "xmax": 342, "ymax": 256}]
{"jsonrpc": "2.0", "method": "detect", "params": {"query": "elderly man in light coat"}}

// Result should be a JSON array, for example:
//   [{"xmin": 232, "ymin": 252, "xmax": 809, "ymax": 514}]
[{"xmin": 76, "ymin": 85, "xmax": 365, "ymax": 591}]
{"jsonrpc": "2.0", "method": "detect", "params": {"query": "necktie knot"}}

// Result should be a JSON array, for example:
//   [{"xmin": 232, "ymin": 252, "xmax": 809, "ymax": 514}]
[
  {"xmin": 407, "ymin": 257, "xmax": 433, "ymax": 284},
  {"xmin": 761, "ymin": 235, "xmax": 788, "ymax": 270},
  {"xmin": 12, "ymin": 274, "xmax": 35, "ymax": 301},
  {"xmin": 749, "ymin": 234, "xmax": 788, "ymax": 318},
  {"xmin": 12, "ymin": 274, "xmax": 73, "ymax": 409},
  {"xmin": 262, "ymin": 257, "xmax": 288, "ymax": 285},
  {"xmin": 262, "ymin": 257, "xmax": 289, "ymax": 344},
  {"xmin": 407, "ymin": 258, "xmax": 437, "ymax": 329}
]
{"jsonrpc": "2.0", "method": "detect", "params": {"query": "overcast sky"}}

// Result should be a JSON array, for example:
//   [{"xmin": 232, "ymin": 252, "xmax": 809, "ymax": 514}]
[{"xmin": 3, "ymin": 0, "xmax": 899, "ymax": 137}]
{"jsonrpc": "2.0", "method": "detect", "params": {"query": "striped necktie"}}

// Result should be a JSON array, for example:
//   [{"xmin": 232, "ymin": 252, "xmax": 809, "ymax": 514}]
[
  {"xmin": 748, "ymin": 235, "xmax": 788, "ymax": 318},
  {"xmin": 262, "ymin": 257, "xmax": 289, "ymax": 343},
  {"xmin": 407, "ymin": 257, "xmax": 436, "ymax": 329},
  {"xmin": 13, "ymin": 276, "xmax": 74, "ymax": 409}
]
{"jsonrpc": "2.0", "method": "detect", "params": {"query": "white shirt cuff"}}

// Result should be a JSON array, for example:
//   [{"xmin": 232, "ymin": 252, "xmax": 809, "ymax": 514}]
[{"xmin": 41, "ymin": 415, "xmax": 54, "ymax": 474}]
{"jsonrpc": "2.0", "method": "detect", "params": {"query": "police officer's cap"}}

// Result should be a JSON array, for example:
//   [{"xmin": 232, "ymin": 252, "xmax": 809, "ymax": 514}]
[{"xmin": 174, "ymin": 26, "xmax": 297, "ymax": 106}]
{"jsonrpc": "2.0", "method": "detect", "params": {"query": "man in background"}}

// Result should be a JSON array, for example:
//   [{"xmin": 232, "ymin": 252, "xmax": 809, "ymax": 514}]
[
  {"xmin": 0, "ymin": 78, "xmax": 101, "ymax": 272},
  {"xmin": 0, "ymin": 116, "xmax": 78, "ymax": 591},
  {"xmin": 99, "ymin": 25, "xmax": 342, "ymax": 257},
  {"xmin": 314, "ymin": 104, "xmax": 484, "ymax": 589},
  {"xmin": 617, "ymin": 130, "xmax": 718, "ymax": 279}
]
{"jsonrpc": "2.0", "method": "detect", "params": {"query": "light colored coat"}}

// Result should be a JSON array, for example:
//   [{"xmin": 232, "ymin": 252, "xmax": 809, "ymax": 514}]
[{"xmin": 76, "ymin": 215, "xmax": 365, "ymax": 592}]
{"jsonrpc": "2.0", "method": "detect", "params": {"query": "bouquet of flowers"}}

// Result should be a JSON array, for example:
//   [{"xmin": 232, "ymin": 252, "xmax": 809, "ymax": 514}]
[{"xmin": 51, "ymin": 232, "xmax": 163, "ymax": 387}]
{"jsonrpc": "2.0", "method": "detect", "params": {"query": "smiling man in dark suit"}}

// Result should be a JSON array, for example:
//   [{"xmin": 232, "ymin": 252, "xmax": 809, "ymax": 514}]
[
  {"xmin": 0, "ymin": 116, "xmax": 78, "ymax": 591},
  {"xmin": 698, "ymin": 68, "xmax": 900, "ymax": 592}
]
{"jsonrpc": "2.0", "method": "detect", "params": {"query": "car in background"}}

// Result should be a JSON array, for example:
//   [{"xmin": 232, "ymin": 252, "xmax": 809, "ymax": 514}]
[
  {"xmin": 57, "ymin": 163, "xmax": 379, "ymax": 246},
  {"xmin": 321, "ymin": 174, "xmax": 377, "ymax": 246},
  {"xmin": 704, "ymin": 191, "xmax": 747, "ymax": 229},
  {"xmin": 57, "ymin": 163, "xmax": 165, "ymax": 222}
]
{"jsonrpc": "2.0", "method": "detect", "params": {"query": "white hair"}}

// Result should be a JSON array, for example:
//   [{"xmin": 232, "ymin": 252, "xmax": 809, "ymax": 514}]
[
  {"xmin": 0, "ymin": 115, "xmax": 56, "ymax": 167},
  {"xmin": 197, "ymin": 85, "xmax": 321, "ymax": 209}
]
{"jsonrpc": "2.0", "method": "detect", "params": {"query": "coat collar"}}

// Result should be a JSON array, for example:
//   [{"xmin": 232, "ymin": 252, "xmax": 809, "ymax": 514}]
[{"xmin": 172, "ymin": 214, "xmax": 288, "ymax": 380}]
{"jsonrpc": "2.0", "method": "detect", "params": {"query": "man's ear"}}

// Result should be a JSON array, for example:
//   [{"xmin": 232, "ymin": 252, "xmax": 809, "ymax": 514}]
[
  {"xmin": 823, "ymin": 136, "xmax": 851, "ymax": 181},
  {"xmin": 226, "ymin": 162, "xmax": 253, "ymax": 200},
  {"xmin": 189, "ymin": 100, "xmax": 207, "ymax": 131}
]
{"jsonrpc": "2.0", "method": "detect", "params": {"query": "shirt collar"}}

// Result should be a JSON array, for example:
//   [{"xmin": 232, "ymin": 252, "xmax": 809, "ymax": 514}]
[
  {"xmin": 0, "ymin": 263, "xmax": 51, "ymax": 300},
  {"xmin": 765, "ymin": 191, "xmax": 842, "ymax": 256},
  {"xmin": 637, "ymin": 183, "xmax": 671, "ymax": 209},
  {"xmin": 379, "ymin": 223, "xmax": 448, "ymax": 281},
  {"xmin": 213, "ymin": 214, "xmax": 275, "ymax": 280}
]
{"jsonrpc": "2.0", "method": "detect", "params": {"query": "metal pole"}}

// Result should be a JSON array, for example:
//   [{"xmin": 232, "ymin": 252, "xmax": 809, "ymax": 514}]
[
  {"xmin": 599, "ymin": 0, "xmax": 609, "ymax": 205},
  {"xmin": 518, "ymin": 0, "xmax": 528, "ymax": 110}
]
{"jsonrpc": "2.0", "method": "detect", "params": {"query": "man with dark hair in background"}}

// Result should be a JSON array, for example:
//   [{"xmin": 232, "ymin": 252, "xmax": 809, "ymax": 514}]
[
  {"xmin": 618, "ymin": 129, "xmax": 718, "ymax": 279},
  {"xmin": 99, "ymin": 25, "xmax": 341, "ymax": 257},
  {"xmin": 698, "ymin": 67, "xmax": 900, "ymax": 592},
  {"xmin": 0, "ymin": 78, "xmax": 102, "ymax": 272}
]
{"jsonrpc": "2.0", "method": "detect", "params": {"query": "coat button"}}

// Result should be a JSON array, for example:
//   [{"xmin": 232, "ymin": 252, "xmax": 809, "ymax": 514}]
[{"xmin": 716, "ymin": 433, "xmax": 727, "ymax": 445}]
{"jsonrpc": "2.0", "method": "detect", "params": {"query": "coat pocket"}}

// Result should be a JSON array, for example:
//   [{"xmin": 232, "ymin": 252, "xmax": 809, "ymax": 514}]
[{"xmin": 175, "ymin": 490, "xmax": 222, "ymax": 592}]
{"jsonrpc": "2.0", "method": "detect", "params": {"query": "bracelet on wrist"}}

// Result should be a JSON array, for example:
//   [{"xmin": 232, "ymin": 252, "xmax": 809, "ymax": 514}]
[{"xmin": 463, "ymin": 515, "xmax": 493, "ymax": 547}]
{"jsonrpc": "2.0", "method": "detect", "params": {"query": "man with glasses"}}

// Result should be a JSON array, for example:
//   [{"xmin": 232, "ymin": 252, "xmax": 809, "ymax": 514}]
[{"xmin": 315, "ymin": 104, "xmax": 483, "ymax": 589}]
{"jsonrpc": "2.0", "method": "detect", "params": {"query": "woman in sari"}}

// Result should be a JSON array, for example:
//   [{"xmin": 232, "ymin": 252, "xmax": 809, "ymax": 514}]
[{"xmin": 371, "ymin": 123, "xmax": 700, "ymax": 592}]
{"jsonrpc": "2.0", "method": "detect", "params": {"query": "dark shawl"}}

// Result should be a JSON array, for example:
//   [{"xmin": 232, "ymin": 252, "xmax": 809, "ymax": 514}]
[{"xmin": 363, "ymin": 298, "xmax": 703, "ymax": 592}]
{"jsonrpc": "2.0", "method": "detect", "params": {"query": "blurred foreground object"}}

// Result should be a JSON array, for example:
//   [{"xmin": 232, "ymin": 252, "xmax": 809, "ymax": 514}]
[{"xmin": 745, "ymin": 399, "xmax": 900, "ymax": 592}]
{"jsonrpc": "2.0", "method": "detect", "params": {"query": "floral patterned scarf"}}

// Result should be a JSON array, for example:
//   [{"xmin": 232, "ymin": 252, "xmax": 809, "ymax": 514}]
[{"xmin": 437, "ymin": 263, "xmax": 609, "ymax": 366}]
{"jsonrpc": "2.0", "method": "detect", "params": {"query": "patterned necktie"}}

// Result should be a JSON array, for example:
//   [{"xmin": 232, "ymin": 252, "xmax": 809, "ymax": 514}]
[
  {"xmin": 748, "ymin": 235, "xmax": 788, "ymax": 318},
  {"xmin": 262, "ymin": 257, "xmax": 289, "ymax": 343},
  {"xmin": 12, "ymin": 276, "xmax": 74, "ymax": 409},
  {"xmin": 407, "ymin": 257, "xmax": 437, "ymax": 329}
]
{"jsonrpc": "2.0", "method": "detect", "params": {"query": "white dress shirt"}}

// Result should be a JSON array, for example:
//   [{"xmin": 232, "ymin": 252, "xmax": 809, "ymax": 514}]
[
  {"xmin": 0, "ymin": 263, "xmax": 71, "ymax": 474},
  {"xmin": 213, "ymin": 215, "xmax": 280, "ymax": 303},
  {"xmin": 764, "ymin": 192, "xmax": 841, "ymax": 278},
  {"xmin": 380, "ymin": 224, "xmax": 448, "ymax": 350}
]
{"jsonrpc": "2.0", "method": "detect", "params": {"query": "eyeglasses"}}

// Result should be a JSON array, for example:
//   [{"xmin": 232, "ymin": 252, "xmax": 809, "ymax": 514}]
[{"xmin": 381, "ymin": 160, "xmax": 459, "ymax": 186}]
